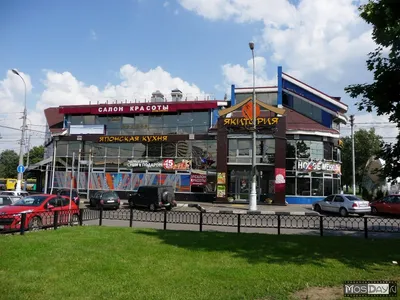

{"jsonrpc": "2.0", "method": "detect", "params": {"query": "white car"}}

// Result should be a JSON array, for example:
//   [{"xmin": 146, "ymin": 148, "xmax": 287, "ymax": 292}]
[
  {"xmin": 312, "ymin": 194, "xmax": 371, "ymax": 217},
  {"xmin": 0, "ymin": 191, "xmax": 29, "ymax": 197},
  {"xmin": 0, "ymin": 196, "xmax": 13, "ymax": 207}
]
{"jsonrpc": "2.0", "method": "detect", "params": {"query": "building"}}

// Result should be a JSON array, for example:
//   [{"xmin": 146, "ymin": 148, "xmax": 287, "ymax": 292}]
[{"xmin": 29, "ymin": 66, "xmax": 348, "ymax": 204}]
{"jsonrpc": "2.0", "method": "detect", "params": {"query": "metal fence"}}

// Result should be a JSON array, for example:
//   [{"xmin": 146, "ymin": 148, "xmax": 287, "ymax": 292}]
[{"xmin": 1, "ymin": 207, "xmax": 400, "ymax": 238}]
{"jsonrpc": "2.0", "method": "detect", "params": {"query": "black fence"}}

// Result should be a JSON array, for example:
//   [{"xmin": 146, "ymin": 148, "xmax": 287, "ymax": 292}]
[{"xmin": 1, "ymin": 207, "xmax": 400, "ymax": 238}]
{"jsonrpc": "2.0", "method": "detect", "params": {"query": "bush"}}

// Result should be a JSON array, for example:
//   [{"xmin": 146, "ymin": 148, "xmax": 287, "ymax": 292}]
[{"xmin": 361, "ymin": 188, "xmax": 373, "ymax": 202}]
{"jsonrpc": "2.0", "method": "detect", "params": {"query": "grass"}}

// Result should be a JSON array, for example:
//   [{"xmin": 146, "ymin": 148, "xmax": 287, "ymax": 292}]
[{"xmin": 0, "ymin": 227, "xmax": 399, "ymax": 300}]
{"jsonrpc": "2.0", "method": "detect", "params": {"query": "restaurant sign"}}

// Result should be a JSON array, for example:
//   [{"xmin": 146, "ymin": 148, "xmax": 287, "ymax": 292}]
[
  {"xmin": 98, "ymin": 135, "xmax": 168, "ymax": 143},
  {"xmin": 126, "ymin": 160, "xmax": 163, "ymax": 168},
  {"xmin": 297, "ymin": 160, "xmax": 341, "ymax": 174},
  {"xmin": 223, "ymin": 117, "xmax": 279, "ymax": 127}
]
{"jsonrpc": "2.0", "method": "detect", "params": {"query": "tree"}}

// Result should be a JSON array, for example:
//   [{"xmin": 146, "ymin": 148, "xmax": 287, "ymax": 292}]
[
  {"xmin": 24, "ymin": 145, "xmax": 44, "ymax": 166},
  {"xmin": 0, "ymin": 150, "xmax": 19, "ymax": 178},
  {"xmin": 340, "ymin": 128, "xmax": 383, "ymax": 192},
  {"xmin": 345, "ymin": 0, "xmax": 400, "ymax": 182}
]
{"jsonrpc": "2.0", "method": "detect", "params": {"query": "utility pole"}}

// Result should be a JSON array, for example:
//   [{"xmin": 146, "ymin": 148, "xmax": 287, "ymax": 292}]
[
  {"xmin": 248, "ymin": 41, "xmax": 257, "ymax": 211},
  {"xmin": 350, "ymin": 115, "xmax": 356, "ymax": 195},
  {"xmin": 12, "ymin": 69, "xmax": 27, "ymax": 193}
]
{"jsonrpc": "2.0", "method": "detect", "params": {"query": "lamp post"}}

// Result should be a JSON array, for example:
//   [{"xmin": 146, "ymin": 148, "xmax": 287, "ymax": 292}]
[
  {"xmin": 248, "ymin": 42, "xmax": 257, "ymax": 211},
  {"xmin": 12, "ymin": 69, "xmax": 27, "ymax": 192}
]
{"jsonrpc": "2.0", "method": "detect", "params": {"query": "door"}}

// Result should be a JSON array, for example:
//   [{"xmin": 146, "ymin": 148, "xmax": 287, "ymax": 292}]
[
  {"xmin": 391, "ymin": 196, "xmax": 400, "ymax": 214},
  {"xmin": 320, "ymin": 195, "xmax": 335, "ymax": 212},
  {"xmin": 379, "ymin": 196, "xmax": 392, "ymax": 214},
  {"xmin": 236, "ymin": 171, "xmax": 250, "ymax": 200},
  {"xmin": 331, "ymin": 195, "xmax": 344, "ymax": 213}
]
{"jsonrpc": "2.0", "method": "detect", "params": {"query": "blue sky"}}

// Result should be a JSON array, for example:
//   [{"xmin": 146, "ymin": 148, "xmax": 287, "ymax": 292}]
[
  {"xmin": 1, "ymin": 0, "xmax": 264, "ymax": 97},
  {"xmin": 0, "ymin": 0, "xmax": 397, "ymax": 150}
]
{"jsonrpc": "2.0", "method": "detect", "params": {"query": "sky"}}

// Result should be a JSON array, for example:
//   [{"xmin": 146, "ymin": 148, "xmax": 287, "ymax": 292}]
[{"xmin": 0, "ymin": 0, "xmax": 398, "ymax": 153}]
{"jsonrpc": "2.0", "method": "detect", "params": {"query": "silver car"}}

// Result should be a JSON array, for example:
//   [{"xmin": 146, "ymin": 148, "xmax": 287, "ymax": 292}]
[
  {"xmin": 313, "ymin": 194, "xmax": 371, "ymax": 217},
  {"xmin": 0, "ymin": 196, "xmax": 13, "ymax": 208}
]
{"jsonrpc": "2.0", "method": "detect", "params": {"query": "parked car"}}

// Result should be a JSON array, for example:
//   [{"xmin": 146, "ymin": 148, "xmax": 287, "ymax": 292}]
[
  {"xmin": 371, "ymin": 194, "xmax": 400, "ymax": 216},
  {"xmin": 0, "ymin": 196, "xmax": 13, "ymax": 208},
  {"xmin": 128, "ymin": 186, "xmax": 177, "ymax": 211},
  {"xmin": 0, "ymin": 191, "xmax": 29, "ymax": 197},
  {"xmin": 89, "ymin": 191, "xmax": 120, "ymax": 210},
  {"xmin": 53, "ymin": 189, "xmax": 80, "ymax": 206},
  {"xmin": 0, "ymin": 194, "xmax": 80, "ymax": 232},
  {"xmin": 313, "ymin": 194, "xmax": 371, "ymax": 217}
]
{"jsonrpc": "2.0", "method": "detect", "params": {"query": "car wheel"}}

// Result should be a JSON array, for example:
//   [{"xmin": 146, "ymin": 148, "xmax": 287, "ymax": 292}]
[
  {"xmin": 314, "ymin": 204, "xmax": 322, "ymax": 213},
  {"xmin": 70, "ymin": 214, "xmax": 79, "ymax": 226},
  {"xmin": 149, "ymin": 203, "xmax": 156, "ymax": 212},
  {"xmin": 371, "ymin": 207, "xmax": 378, "ymax": 215},
  {"xmin": 339, "ymin": 207, "xmax": 348, "ymax": 217},
  {"xmin": 29, "ymin": 217, "xmax": 42, "ymax": 231},
  {"xmin": 166, "ymin": 205, "xmax": 172, "ymax": 211}
]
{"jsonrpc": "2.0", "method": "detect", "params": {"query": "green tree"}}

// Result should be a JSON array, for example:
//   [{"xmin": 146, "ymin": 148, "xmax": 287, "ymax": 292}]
[
  {"xmin": 341, "ymin": 129, "xmax": 383, "ymax": 192},
  {"xmin": 0, "ymin": 150, "xmax": 19, "ymax": 178},
  {"xmin": 24, "ymin": 145, "xmax": 44, "ymax": 166},
  {"xmin": 345, "ymin": 0, "xmax": 400, "ymax": 182}
]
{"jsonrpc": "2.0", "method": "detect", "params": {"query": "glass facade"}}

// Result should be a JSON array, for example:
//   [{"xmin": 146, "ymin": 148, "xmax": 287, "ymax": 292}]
[
  {"xmin": 292, "ymin": 95, "xmax": 322, "ymax": 123},
  {"xmin": 228, "ymin": 138, "xmax": 275, "ymax": 164},
  {"xmin": 286, "ymin": 139, "xmax": 341, "ymax": 196},
  {"xmin": 67, "ymin": 111, "xmax": 210, "ymax": 135},
  {"xmin": 235, "ymin": 92, "xmax": 277, "ymax": 106},
  {"xmin": 53, "ymin": 139, "xmax": 217, "ymax": 193}
]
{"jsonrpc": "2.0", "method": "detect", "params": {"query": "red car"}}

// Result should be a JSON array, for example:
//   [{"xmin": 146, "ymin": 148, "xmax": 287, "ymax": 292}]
[
  {"xmin": 371, "ymin": 194, "xmax": 400, "ymax": 216},
  {"xmin": 0, "ymin": 194, "xmax": 80, "ymax": 232}
]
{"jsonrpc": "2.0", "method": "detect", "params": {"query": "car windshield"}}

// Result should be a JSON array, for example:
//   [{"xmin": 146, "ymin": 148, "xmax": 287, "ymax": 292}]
[
  {"xmin": 346, "ymin": 196, "xmax": 362, "ymax": 201},
  {"xmin": 12, "ymin": 196, "xmax": 47, "ymax": 206},
  {"xmin": 103, "ymin": 192, "xmax": 118, "ymax": 198}
]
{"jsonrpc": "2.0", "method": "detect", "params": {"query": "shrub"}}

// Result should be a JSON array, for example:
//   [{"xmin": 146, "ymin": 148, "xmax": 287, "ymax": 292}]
[{"xmin": 376, "ymin": 189, "xmax": 384, "ymax": 200}]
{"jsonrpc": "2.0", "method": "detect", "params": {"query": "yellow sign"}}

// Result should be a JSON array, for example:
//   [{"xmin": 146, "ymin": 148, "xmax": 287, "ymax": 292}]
[
  {"xmin": 98, "ymin": 135, "xmax": 168, "ymax": 143},
  {"xmin": 223, "ymin": 117, "xmax": 279, "ymax": 127}
]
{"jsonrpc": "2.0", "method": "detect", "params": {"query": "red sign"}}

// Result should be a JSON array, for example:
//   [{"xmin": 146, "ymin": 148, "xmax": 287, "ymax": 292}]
[
  {"xmin": 58, "ymin": 101, "xmax": 219, "ymax": 115},
  {"xmin": 163, "ymin": 159, "xmax": 191, "ymax": 171},
  {"xmin": 274, "ymin": 168, "xmax": 286, "ymax": 193},
  {"xmin": 191, "ymin": 174, "xmax": 207, "ymax": 186}
]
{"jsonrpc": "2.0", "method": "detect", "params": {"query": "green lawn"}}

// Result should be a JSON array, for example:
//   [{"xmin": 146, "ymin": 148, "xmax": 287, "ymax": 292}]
[{"xmin": 0, "ymin": 227, "xmax": 399, "ymax": 300}]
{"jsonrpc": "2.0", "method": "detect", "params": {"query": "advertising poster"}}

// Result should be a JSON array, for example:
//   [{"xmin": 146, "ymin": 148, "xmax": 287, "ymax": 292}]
[
  {"xmin": 191, "ymin": 173, "xmax": 207, "ymax": 186},
  {"xmin": 274, "ymin": 168, "xmax": 286, "ymax": 193},
  {"xmin": 217, "ymin": 185, "xmax": 226, "ymax": 198},
  {"xmin": 217, "ymin": 172, "xmax": 226, "ymax": 184}
]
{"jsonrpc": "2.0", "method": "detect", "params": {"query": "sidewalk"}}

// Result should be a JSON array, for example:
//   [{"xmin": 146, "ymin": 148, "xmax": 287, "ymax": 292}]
[{"xmin": 80, "ymin": 198, "xmax": 315, "ymax": 214}]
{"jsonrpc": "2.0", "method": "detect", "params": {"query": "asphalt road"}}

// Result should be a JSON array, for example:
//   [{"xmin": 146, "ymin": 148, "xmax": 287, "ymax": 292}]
[{"xmin": 80, "ymin": 206, "xmax": 400, "ymax": 239}]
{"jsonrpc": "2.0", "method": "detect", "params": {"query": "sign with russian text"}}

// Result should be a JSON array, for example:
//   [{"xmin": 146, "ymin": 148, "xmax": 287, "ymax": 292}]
[
  {"xmin": 191, "ymin": 173, "xmax": 207, "ymax": 186},
  {"xmin": 223, "ymin": 117, "xmax": 279, "ymax": 127},
  {"xmin": 126, "ymin": 160, "xmax": 163, "ymax": 168},
  {"xmin": 98, "ymin": 135, "xmax": 168, "ymax": 143},
  {"xmin": 297, "ymin": 159, "xmax": 341, "ymax": 174},
  {"xmin": 163, "ymin": 159, "xmax": 191, "ymax": 170},
  {"xmin": 96, "ymin": 104, "xmax": 169, "ymax": 114}
]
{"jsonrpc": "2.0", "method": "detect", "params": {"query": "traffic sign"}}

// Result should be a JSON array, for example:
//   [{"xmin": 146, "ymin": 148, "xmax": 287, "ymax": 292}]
[{"xmin": 17, "ymin": 165, "xmax": 25, "ymax": 173}]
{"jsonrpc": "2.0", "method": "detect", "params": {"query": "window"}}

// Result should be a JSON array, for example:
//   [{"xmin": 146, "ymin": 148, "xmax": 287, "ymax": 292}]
[
  {"xmin": 333, "ymin": 148, "xmax": 338, "ymax": 161},
  {"xmin": 286, "ymin": 177, "xmax": 295, "ymax": 195},
  {"xmin": 286, "ymin": 140, "xmax": 296, "ymax": 158},
  {"xmin": 297, "ymin": 177, "xmax": 310, "ymax": 196},
  {"xmin": 83, "ymin": 115, "xmax": 95, "ymax": 125},
  {"xmin": 148, "ymin": 115, "xmax": 163, "ymax": 134},
  {"xmin": 177, "ymin": 112, "xmax": 193, "ymax": 133},
  {"xmin": 312, "ymin": 178, "xmax": 323, "ymax": 196},
  {"xmin": 333, "ymin": 178, "xmax": 340, "ymax": 194},
  {"xmin": 324, "ymin": 142, "xmax": 332, "ymax": 160},
  {"xmin": 286, "ymin": 159, "xmax": 296, "ymax": 174},
  {"xmin": 309, "ymin": 141, "xmax": 323, "ymax": 160},
  {"xmin": 192, "ymin": 111, "xmax": 210, "ymax": 133},
  {"xmin": 229, "ymin": 139, "xmax": 237, "ymax": 157},
  {"xmin": 235, "ymin": 92, "xmax": 277, "ymax": 106},
  {"xmin": 334, "ymin": 195, "xmax": 344, "ymax": 202},
  {"xmin": 324, "ymin": 178, "xmax": 333, "ymax": 196},
  {"xmin": 122, "ymin": 116, "xmax": 135, "ymax": 135},
  {"xmin": 0, "ymin": 197, "xmax": 11, "ymax": 205},
  {"xmin": 70, "ymin": 115, "xmax": 83, "ymax": 125},
  {"xmin": 238, "ymin": 140, "xmax": 250, "ymax": 156},
  {"xmin": 292, "ymin": 96, "xmax": 322, "ymax": 123},
  {"xmin": 56, "ymin": 141, "xmax": 68, "ymax": 157},
  {"xmin": 134, "ymin": 115, "xmax": 149, "ymax": 135},
  {"xmin": 324, "ymin": 195, "xmax": 335, "ymax": 202},
  {"xmin": 162, "ymin": 142, "xmax": 176, "ymax": 158},
  {"xmin": 296, "ymin": 141, "xmax": 310, "ymax": 158},
  {"xmin": 163, "ymin": 113, "xmax": 178, "ymax": 134}
]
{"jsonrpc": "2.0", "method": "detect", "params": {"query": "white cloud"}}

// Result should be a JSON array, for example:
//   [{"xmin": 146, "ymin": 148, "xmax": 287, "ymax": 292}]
[
  {"xmin": 0, "ymin": 65, "xmax": 211, "ymax": 153},
  {"xmin": 219, "ymin": 56, "xmax": 276, "ymax": 92},
  {"xmin": 178, "ymin": 0, "xmax": 375, "ymax": 82},
  {"xmin": 90, "ymin": 29, "xmax": 97, "ymax": 41}
]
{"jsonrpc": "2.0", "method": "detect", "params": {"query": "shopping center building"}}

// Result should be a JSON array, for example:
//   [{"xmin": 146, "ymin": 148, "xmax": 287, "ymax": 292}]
[{"xmin": 29, "ymin": 67, "xmax": 348, "ymax": 204}]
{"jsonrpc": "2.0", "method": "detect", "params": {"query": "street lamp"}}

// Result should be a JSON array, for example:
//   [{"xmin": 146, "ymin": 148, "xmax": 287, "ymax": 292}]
[
  {"xmin": 12, "ymin": 69, "xmax": 27, "ymax": 192},
  {"xmin": 248, "ymin": 42, "xmax": 257, "ymax": 211}
]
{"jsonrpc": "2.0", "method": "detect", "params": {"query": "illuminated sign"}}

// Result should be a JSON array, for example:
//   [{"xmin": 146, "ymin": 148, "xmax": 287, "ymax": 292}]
[
  {"xmin": 98, "ymin": 135, "xmax": 168, "ymax": 143},
  {"xmin": 163, "ymin": 159, "xmax": 191, "ymax": 170},
  {"xmin": 223, "ymin": 117, "xmax": 279, "ymax": 127},
  {"xmin": 126, "ymin": 160, "xmax": 163, "ymax": 168},
  {"xmin": 191, "ymin": 173, "xmax": 207, "ymax": 185},
  {"xmin": 97, "ymin": 104, "xmax": 169, "ymax": 114},
  {"xmin": 297, "ymin": 160, "xmax": 341, "ymax": 174}
]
